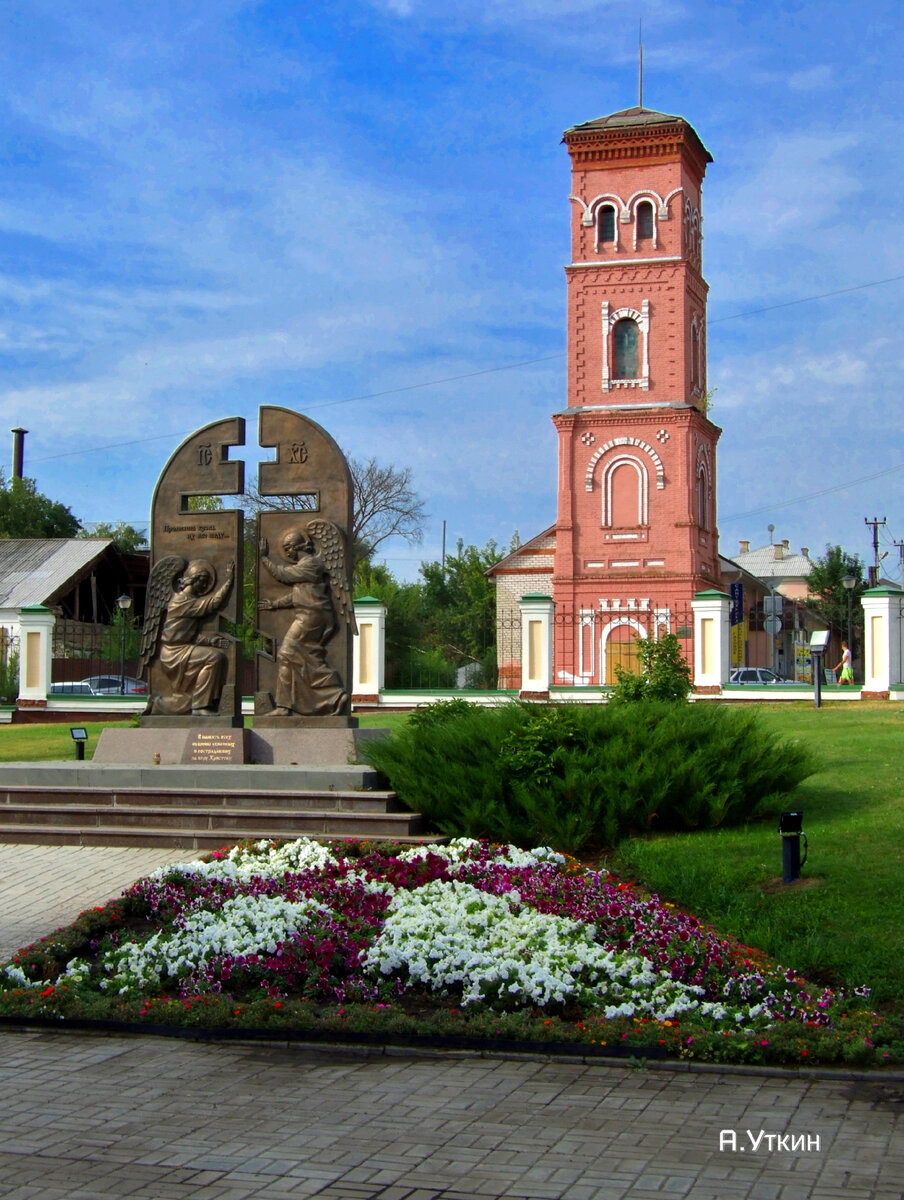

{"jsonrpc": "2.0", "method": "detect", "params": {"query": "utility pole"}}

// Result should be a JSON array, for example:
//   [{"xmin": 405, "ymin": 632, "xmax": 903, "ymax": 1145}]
[{"xmin": 864, "ymin": 516, "xmax": 887, "ymax": 586}]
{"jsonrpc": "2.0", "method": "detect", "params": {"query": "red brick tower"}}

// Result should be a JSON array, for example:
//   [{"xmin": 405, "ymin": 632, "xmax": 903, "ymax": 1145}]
[{"xmin": 552, "ymin": 107, "xmax": 720, "ymax": 683}]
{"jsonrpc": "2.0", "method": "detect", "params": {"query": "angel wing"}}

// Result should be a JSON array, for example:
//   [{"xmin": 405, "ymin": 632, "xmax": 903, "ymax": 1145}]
[
  {"xmin": 305, "ymin": 519, "xmax": 358, "ymax": 636},
  {"xmin": 138, "ymin": 555, "xmax": 186, "ymax": 672}
]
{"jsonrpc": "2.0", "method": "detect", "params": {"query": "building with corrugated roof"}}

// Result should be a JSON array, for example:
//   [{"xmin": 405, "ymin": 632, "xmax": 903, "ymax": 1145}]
[{"xmin": 0, "ymin": 538, "xmax": 147, "ymax": 636}]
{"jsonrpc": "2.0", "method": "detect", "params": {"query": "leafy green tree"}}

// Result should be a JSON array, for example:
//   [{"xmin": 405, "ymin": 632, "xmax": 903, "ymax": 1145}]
[
  {"xmin": 610, "ymin": 633, "xmax": 692, "ymax": 703},
  {"xmin": 418, "ymin": 538, "xmax": 504, "ymax": 682},
  {"xmin": 78, "ymin": 521, "xmax": 147, "ymax": 552},
  {"xmin": 352, "ymin": 537, "xmax": 512, "ymax": 689},
  {"xmin": 806, "ymin": 545, "xmax": 866, "ymax": 646},
  {"xmin": 0, "ymin": 473, "xmax": 80, "ymax": 538}
]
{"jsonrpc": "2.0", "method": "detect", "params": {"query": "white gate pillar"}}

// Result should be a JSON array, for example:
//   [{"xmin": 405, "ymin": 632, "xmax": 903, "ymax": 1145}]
[
  {"xmin": 519, "ymin": 594, "xmax": 555, "ymax": 699},
  {"xmin": 352, "ymin": 597, "xmax": 386, "ymax": 704},
  {"xmin": 861, "ymin": 588, "xmax": 902, "ymax": 698},
  {"xmin": 17, "ymin": 605, "xmax": 55, "ymax": 709},
  {"xmin": 691, "ymin": 590, "xmax": 730, "ymax": 692}
]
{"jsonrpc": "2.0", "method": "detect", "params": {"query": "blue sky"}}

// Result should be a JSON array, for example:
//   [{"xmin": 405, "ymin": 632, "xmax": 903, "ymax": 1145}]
[{"xmin": 2, "ymin": 0, "xmax": 904, "ymax": 581}]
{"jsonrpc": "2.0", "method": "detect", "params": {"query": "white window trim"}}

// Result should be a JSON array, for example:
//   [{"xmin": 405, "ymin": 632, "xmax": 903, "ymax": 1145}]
[
  {"xmin": 602, "ymin": 301, "xmax": 650, "ymax": 392},
  {"xmin": 602, "ymin": 454, "xmax": 648, "ymax": 528}
]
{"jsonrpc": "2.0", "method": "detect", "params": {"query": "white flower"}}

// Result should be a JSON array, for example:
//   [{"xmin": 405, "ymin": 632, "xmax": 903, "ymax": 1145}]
[{"xmin": 98, "ymin": 892, "xmax": 325, "ymax": 991}]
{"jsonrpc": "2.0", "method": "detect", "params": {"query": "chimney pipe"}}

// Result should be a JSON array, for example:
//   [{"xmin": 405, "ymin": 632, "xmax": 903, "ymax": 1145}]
[
  {"xmin": 11, "ymin": 428, "xmax": 27, "ymax": 480},
  {"xmin": 739, "ymin": 539, "xmax": 750, "ymax": 554}
]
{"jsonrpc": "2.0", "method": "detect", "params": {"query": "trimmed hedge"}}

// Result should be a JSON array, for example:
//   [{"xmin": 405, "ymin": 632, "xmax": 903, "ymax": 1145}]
[{"xmin": 364, "ymin": 700, "xmax": 814, "ymax": 854}]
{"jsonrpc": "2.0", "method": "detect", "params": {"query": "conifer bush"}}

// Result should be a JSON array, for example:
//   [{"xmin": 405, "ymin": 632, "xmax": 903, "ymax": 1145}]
[{"xmin": 364, "ymin": 700, "xmax": 814, "ymax": 855}]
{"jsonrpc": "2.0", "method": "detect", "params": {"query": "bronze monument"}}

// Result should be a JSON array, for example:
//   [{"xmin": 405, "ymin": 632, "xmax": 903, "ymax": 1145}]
[
  {"xmin": 139, "ymin": 417, "xmax": 245, "ymax": 726},
  {"xmin": 254, "ymin": 406, "xmax": 357, "ymax": 725},
  {"xmin": 140, "ymin": 556, "xmax": 236, "ymax": 715}
]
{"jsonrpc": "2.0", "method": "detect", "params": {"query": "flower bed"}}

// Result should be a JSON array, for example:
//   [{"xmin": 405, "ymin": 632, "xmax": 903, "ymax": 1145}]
[{"xmin": 1, "ymin": 838, "xmax": 899, "ymax": 1067}]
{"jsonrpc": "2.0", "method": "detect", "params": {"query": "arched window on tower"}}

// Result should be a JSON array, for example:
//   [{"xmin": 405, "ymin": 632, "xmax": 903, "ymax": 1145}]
[
  {"xmin": 636, "ymin": 200, "xmax": 654, "ymax": 243},
  {"xmin": 610, "ymin": 461, "xmax": 642, "ymax": 527},
  {"xmin": 690, "ymin": 322, "xmax": 700, "ymax": 392},
  {"xmin": 613, "ymin": 318, "xmax": 640, "ymax": 380},
  {"xmin": 697, "ymin": 467, "xmax": 708, "ymax": 531},
  {"xmin": 598, "ymin": 204, "xmax": 616, "ymax": 246}
]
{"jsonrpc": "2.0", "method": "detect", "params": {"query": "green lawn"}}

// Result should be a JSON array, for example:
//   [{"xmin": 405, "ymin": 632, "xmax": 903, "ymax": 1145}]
[
  {"xmin": 611, "ymin": 703, "xmax": 904, "ymax": 1007},
  {"xmin": 0, "ymin": 711, "xmax": 407, "ymax": 763}
]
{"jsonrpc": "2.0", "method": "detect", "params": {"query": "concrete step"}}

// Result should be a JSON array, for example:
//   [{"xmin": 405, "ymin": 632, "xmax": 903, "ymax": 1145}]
[
  {"xmin": 0, "ymin": 760, "xmax": 440, "ymax": 851},
  {"xmin": 0, "ymin": 763, "xmax": 386, "ymax": 792},
  {"xmin": 0, "ymin": 786, "xmax": 403, "ymax": 813},
  {"xmin": 0, "ymin": 804, "xmax": 424, "ymax": 837},
  {"xmin": 0, "ymin": 824, "xmax": 437, "ymax": 851}
]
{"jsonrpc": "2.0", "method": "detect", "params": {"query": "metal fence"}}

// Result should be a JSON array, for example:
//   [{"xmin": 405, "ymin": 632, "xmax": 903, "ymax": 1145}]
[
  {"xmin": 0, "ymin": 629, "xmax": 19, "ymax": 703},
  {"xmin": 51, "ymin": 618, "xmax": 144, "ymax": 696},
  {"xmin": 384, "ymin": 602, "xmax": 695, "ymax": 692},
  {"xmin": 385, "ymin": 618, "xmax": 499, "ymax": 691},
  {"xmin": 551, "ymin": 602, "xmax": 695, "ymax": 688}
]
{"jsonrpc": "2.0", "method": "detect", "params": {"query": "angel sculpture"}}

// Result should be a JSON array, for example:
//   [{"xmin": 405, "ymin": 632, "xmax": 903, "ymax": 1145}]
[
  {"xmin": 139, "ymin": 556, "xmax": 235, "ymax": 715},
  {"xmin": 258, "ymin": 520, "xmax": 357, "ymax": 717}
]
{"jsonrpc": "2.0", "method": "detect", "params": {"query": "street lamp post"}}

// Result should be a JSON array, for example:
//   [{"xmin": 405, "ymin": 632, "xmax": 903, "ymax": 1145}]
[
  {"xmin": 116, "ymin": 594, "xmax": 132, "ymax": 695},
  {"xmin": 842, "ymin": 574, "xmax": 856, "ymax": 674}
]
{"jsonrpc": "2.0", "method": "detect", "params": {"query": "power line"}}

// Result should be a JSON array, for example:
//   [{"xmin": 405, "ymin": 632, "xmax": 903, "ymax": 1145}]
[
  {"xmin": 710, "ymin": 273, "xmax": 904, "ymax": 325},
  {"xmin": 303, "ymin": 354, "xmax": 564, "ymax": 412},
  {"xmin": 27, "ymin": 271, "xmax": 904, "ymax": 467},
  {"xmin": 30, "ymin": 354, "xmax": 565, "ymax": 465},
  {"xmin": 33, "ymin": 430, "xmax": 189, "ymax": 465},
  {"xmin": 721, "ymin": 460, "xmax": 904, "ymax": 523}
]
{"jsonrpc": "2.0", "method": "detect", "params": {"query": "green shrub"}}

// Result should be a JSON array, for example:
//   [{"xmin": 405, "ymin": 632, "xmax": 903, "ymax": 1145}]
[
  {"xmin": 364, "ymin": 699, "xmax": 814, "ymax": 855},
  {"xmin": 610, "ymin": 632, "xmax": 692, "ymax": 704}
]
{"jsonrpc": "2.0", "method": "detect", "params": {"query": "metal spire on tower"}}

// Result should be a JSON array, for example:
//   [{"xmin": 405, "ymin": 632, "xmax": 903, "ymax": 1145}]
[{"xmin": 638, "ymin": 19, "xmax": 644, "ymax": 108}]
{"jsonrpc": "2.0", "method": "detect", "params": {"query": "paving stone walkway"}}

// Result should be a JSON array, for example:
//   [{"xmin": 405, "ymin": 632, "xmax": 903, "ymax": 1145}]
[
  {"xmin": 0, "ymin": 843, "xmax": 189, "ymax": 961},
  {"xmin": 1, "ymin": 845, "xmax": 902, "ymax": 1200}
]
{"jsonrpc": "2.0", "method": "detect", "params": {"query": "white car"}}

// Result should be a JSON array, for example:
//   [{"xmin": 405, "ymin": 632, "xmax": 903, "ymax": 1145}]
[
  {"xmin": 728, "ymin": 668, "xmax": 802, "ymax": 685},
  {"xmin": 50, "ymin": 675, "xmax": 147, "ymax": 696}
]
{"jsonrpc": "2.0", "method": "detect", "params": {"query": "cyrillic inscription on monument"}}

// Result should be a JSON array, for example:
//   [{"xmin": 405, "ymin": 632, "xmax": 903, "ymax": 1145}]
[{"xmin": 183, "ymin": 731, "xmax": 245, "ymax": 764}]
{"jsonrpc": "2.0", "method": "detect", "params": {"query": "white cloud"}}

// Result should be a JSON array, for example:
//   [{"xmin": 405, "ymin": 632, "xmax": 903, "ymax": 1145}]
[{"xmin": 788, "ymin": 65, "xmax": 834, "ymax": 92}]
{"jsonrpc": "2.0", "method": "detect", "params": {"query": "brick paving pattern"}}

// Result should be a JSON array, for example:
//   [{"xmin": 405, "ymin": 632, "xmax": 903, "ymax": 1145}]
[
  {"xmin": 0, "ymin": 843, "xmax": 188, "ymax": 961},
  {"xmin": 1, "ymin": 845, "xmax": 902, "ymax": 1199},
  {"xmin": 1, "ymin": 1034, "xmax": 902, "ymax": 1199}
]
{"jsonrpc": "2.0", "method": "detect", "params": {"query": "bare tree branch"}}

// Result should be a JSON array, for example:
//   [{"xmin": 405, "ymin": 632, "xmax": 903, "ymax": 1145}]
[{"xmin": 242, "ymin": 454, "xmax": 426, "ymax": 565}]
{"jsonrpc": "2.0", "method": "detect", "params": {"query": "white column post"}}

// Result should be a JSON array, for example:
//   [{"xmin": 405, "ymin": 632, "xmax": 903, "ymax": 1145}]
[
  {"xmin": 519, "ymin": 594, "xmax": 555, "ymax": 698},
  {"xmin": 17, "ymin": 605, "xmax": 55, "ymax": 708},
  {"xmin": 861, "ymin": 588, "xmax": 902, "ymax": 697},
  {"xmin": 691, "ymin": 590, "xmax": 731, "ymax": 691},
  {"xmin": 352, "ymin": 597, "xmax": 386, "ymax": 703}
]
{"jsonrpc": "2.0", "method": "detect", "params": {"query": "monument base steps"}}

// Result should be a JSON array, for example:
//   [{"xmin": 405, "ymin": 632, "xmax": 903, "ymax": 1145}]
[{"xmin": 0, "ymin": 757, "xmax": 437, "ymax": 849}]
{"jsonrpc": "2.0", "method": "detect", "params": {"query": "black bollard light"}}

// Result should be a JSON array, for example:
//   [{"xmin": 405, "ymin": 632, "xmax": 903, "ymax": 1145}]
[
  {"xmin": 779, "ymin": 810, "xmax": 808, "ymax": 883},
  {"xmin": 70, "ymin": 726, "xmax": 88, "ymax": 762},
  {"xmin": 809, "ymin": 630, "xmax": 831, "ymax": 709}
]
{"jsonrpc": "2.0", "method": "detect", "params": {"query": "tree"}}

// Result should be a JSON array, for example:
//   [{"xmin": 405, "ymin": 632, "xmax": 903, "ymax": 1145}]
[
  {"xmin": 0, "ymin": 473, "xmax": 80, "ymax": 538},
  {"xmin": 78, "ymin": 521, "xmax": 147, "ymax": 552},
  {"xmin": 806, "ymin": 545, "xmax": 866, "ymax": 646},
  {"xmin": 351, "ymin": 538, "xmax": 511, "ymax": 689},
  {"xmin": 242, "ymin": 455, "xmax": 426, "ymax": 567},
  {"xmin": 413, "ymin": 538, "xmax": 507, "ymax": 686},
  {"xmin": 349, "ymin": 457, "xmax": 426, "ymax": 562}
]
